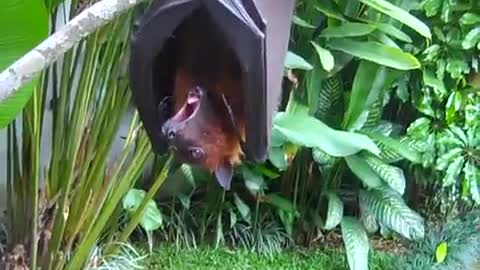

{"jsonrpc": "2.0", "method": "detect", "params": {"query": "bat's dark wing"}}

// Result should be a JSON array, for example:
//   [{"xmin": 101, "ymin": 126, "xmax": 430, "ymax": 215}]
[
  {"xmin": 129, "ymin": 0, "xmax": 295, "ymax": 162},
  {"xmin": 202, "ymin": 0, "xmax": 266, "ymax": 162}
]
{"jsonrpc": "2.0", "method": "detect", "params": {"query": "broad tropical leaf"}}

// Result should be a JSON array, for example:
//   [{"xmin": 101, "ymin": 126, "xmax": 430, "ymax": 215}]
[
  {"xmin": 360, "ymin": 186, "xmax": 425, "ymax": 240},
  {"xmin": 0, "ymin": 0, "xmax": 49, "ymax": 128},
  {"xmin": 464, "ymin": 162, "xmax": 480, "ymax": 204},
  {"xmin": 343, "ymin": 61, "xmax": 387, "ymax": 129},
  {"xmin": 293, "ymin": 15, "xmax": 316, "ymax": 29},
  {"xmin": 321, "ymin": 192, "xmax": 344, "ymax": 230},
  {"xmin": 268, "ymin": 147, "xmax": 288, "ymax": 171},
  {"xmin": 364, "ymin": 131, "xmax": 422, "ymax": 163},
  {"xmin": 443, "ymin": 155, "xmax": 465, "ymax": 187},
  {"xmin": 320, "ymin": 22, "xmax": 376, "ymax": 38},
  {"xmin": 359, "ymin": 0, "xmax": 431, "ymax": 38},
  {"xmin": 285, "ymin": 51, "xmax": 313, "ymax": 70},
  {"xmin": 274, "ymin": 111, "xmax": 381, "ymax": 157},
  {"xmin": 314, "ymin": 75, "xmax": 343, "ymax": 121},
  {"xmin": 327, "ymin": 39, "xmax": 421, "ymax": 70},
  {"xmin": 341, "ymin": 217, "xmax": 369, "ymax": 270},
  {"xmin": 364, "ymin": 154, "xmax": 406, "ymax": 195},
  {"xmin": 362, "ymin": 93, "xmax": 384, "ymax": 130},
  {"xmin": 241, "ymin": 166, "xmax": 266, "ymax": 194},
  {"xmin": 312, "ymin": 148, "xmax": 336, "ymax": 167},
  {"xmin": 314, "ymin": 1, "xmax": 346, "ymax": 21},
  {"xmin": 359, "ymin": 201, "xmax": 379, "ymax": 233},
  {"xmin": 123, "ymin": 189, "xmax": 163, "ymax": 231},
  {"xmin": 370, "ymin": 22, "xmax": 412, "ymax": 42},
  {"xmin": 345, "ymin": 154, "xmax": 383, "ymax": 188},
  {"xmin": 311, "ymin": 41, "xmax": 335, "ymax": 71}
]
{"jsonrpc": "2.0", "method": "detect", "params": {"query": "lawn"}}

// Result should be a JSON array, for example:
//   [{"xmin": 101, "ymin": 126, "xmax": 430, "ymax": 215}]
[{"xmin": 142, "ymin": 245, "xmax": 396, "ymax": 270}]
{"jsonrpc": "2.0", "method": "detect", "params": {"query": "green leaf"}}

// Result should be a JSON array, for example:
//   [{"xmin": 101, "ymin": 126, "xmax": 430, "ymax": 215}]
[
  {"xmin": 122, "ymin": 189, "xmax": 163, "ymax": 231},
  {"xmin": 177, "ymin": 193, "xmax": 191, "ymax": 209},
  {"xmin": 446, "ymin": 58, "xmax": 470, "ymax": 79},
  {"xmin": 464, "ymin": 161, "xmax": 480, "ymax": 204},
  {"xmin": 314, "ymin": 1, "xmax": 346, "ymax": 21},
  {"xmin": 372, "ymin": 23, "xmax": 412, "ymax": 43},
  {"xmin": 364, "ymin": 154, "xmax": 406, "ymax": 195},
  {"xmin": 312, "ymin": 148, "xmax": 336, "ymax": 167},
  {"xmin": 278, "ymin": 209, "xmax": 295, "ymax": 236},
  {"xmin": 345, "ymin": 154, "xmax": 383, "ymax": 188},
  {"xmin": 359, "ymin": 201, "xmax": 379, "ymax": 233},
  {"xmin": 229, "ymin": 208, "xmax": 238, "ymax": 229},
  {"xmin": 460, "ymin": 13, "xmax": 480, "ymax": 25},
  {"xmin": 462, "ymin": 27, "xmax": 480, "ymax": 50},
  {"xmin": 359, "ymin": 0, "xmax": 431, "ymax": 38},
  {"xmin": 407, "ymin": 117, "xmax": 432, "ymax": 139},
  {"xmin": 268, "ymin": 147, "xmax": 288, "ymax": 171},
  {"xmin": 421, "ymin": 0, "xmax": 442, "ymax": 17},
  {"xmin": 321, "ymin": 192, "xmax": 344, "ymax": 230},
  {"xmin": 241, "ymin": 166, "xmax": 266, "ymax": 194},
  {"xmin": 293, "ymin": 15, "xmax": 316, "ymax": 29},
  {"xmin": 363, "ymin": 131, "xmax": 421, "ymax": 163},
  {"xmin": 274, "ymin": 111, "xmax": 380, "ymax": 157},
  {"xmin": 178, "ymin": 164, "xmax": 196, "ymax": 187},
  {"xmin": 265, "ymin": 194, "xmax": 298, "ymax": 216},
  {"xmin": 0, "ymin": 0, "xmax": 49, "ymax": 128},
  {"xmin": 320, "ymin": 22, "xmax": 376, "ymax": 38},
  {"xmin": 313, "ymin": 75, "xmax": 343, "ymax": 121},
  {"xmin": 311, "ymin": 41, "xmax": 334, "ymax": 71},
  {"xmin": 327, "ymin": 39, "xmax": 420, "ymax": 70},
  {"xmin": 284, "ymin": 51, "xmax": 313, "ymax": 70},
  {"xmin": 436, "ymin": 148, "xmax": 462, "ymax": 171},
  {"xmin": 343, "ymin": 61, "xmax": 387, "ymax": 129},
  {"xmin": 435, "ymin": 241, "xmax": 448, "ymax": 263},
  {"xmin": 341, "ymin": 217, "xmax": 369, "ymax": 270},
  {"xmin": 233, "ymin": 193, "xmax": 251, "ymax": 224},
  {"xmin": 360, "ymin": 186, "xmax": 425, "ymax": 240},
  {"xmin": 423, "ymin": 68, "xmax": 446, "ymax": 95},
  {"xmin": 443, "ymin": 155, "xmax": 465, "ymax": 187}
]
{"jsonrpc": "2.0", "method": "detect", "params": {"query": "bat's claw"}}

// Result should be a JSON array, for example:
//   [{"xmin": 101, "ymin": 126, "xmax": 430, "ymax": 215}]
[{"xmin": 158, "ymin": 96, "xmax": 172, "ymax": 118}]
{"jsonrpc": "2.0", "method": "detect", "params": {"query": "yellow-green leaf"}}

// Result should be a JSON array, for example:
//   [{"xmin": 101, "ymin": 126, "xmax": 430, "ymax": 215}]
[{"xmin": 435, "ymin": 241, "xmax": 448, "ymax": 263}]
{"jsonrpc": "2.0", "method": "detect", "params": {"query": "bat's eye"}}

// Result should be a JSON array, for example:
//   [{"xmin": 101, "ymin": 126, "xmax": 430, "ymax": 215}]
[{"xmin": 189, "ymin": 147, "xmax": 204, "ymax": 159}]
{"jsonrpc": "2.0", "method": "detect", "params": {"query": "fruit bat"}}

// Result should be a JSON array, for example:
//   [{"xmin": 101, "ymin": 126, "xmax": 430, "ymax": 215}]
[{"xmin": 129, "ymin": 0, "xmax": 295, "ymax": 190}]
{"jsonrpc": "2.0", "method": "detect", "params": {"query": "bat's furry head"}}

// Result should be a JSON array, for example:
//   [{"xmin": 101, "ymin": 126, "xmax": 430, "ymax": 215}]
[{"xmin": 161, "ymin": 86, "xmax": 242, "ymax": 190}]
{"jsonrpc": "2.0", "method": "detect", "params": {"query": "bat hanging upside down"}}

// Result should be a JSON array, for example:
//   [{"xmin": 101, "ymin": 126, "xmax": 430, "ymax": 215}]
[{"xmin": 158, "ymin": 10, "xmax": 246, "ymax": 190}]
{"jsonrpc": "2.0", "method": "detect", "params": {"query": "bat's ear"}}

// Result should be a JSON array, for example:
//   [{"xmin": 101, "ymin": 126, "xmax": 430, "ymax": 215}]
[{"xmin": 215, "ymin": 161, "xmax": 233, "ymax": 191}]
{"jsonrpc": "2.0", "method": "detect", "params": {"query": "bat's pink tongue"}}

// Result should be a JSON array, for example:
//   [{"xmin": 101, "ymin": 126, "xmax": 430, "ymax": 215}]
[{"xmin": 187, "ymin": 95, "xmax": 199, "ymax": 104}]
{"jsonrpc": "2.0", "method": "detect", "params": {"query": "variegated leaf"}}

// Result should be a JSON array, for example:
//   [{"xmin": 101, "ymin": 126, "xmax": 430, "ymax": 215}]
[
  {"xmin": 341, "ymin": 217, "xmax": 369, "ymax": 270},
  {"xmin": 360, "ymin": 186, "xmax": 425, "ymax": 241}
]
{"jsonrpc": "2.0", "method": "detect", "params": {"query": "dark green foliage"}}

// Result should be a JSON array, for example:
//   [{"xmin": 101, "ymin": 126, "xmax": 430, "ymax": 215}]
[{"xmin": 396, "ymin": 211, "xmax": 480, "ymax": 270}]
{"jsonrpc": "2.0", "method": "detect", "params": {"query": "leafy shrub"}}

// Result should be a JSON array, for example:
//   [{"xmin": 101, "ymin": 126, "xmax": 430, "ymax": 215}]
[{"xmin": 403, "ymin": 0, "xmax": 480, "ymax": 214}]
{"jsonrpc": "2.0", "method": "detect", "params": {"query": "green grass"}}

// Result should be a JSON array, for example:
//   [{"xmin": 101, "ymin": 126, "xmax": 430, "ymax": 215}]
[{"xmin": 142, "ymin": 244, "xmax": 395, "ymax": 270}]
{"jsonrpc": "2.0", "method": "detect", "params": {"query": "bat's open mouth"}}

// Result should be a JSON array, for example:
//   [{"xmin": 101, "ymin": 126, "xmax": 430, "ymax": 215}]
[{"xmin": 170, "ymin": 87, "xmax": 203, "ymax": 122}]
